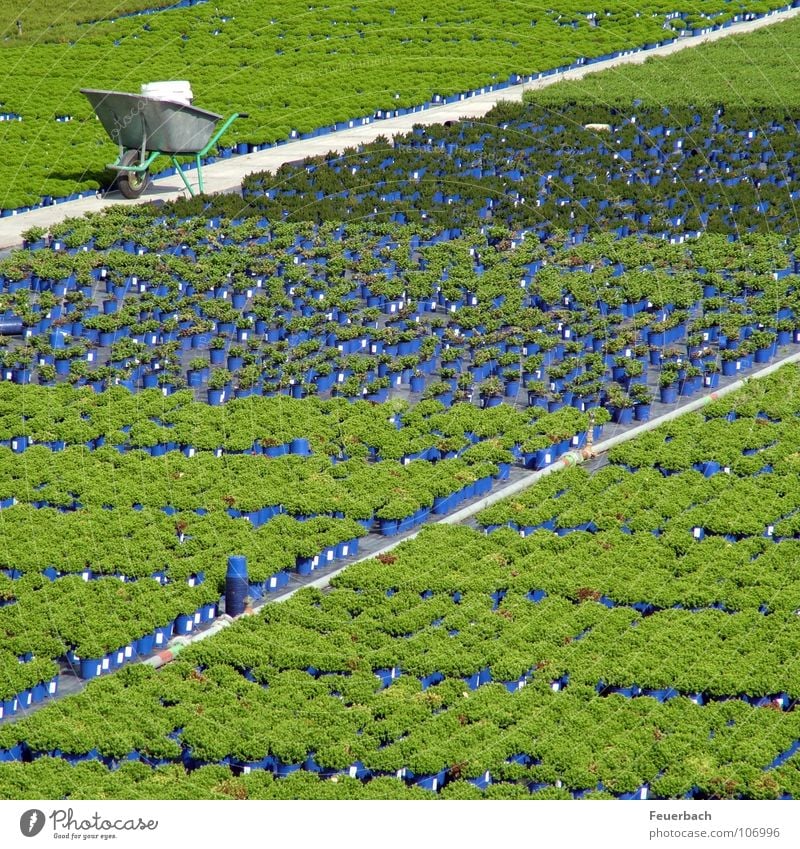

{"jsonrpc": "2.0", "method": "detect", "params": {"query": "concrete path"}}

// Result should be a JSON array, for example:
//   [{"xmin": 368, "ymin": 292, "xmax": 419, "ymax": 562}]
[{"xmin": 0, "ymin": 5, "xmax": 798, "ymax": 249}]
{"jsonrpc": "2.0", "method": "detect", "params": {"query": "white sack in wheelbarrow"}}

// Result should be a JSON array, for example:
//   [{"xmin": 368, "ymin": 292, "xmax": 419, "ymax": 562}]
[{"xmin": 140, "ymin": 81, "xmax": 193, "ymax": 105}]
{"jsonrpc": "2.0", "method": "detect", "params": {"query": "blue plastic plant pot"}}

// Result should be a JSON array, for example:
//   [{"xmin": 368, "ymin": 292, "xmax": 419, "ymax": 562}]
[
  {"xmin": 415, "ymin": 773, "xmax": 445, "ymax": 792},
  {"xmin": 375, "ymin": 667, "xmax": 401, "ymax": 688},
  {"xmin": 30, "ymin": 680, "xmax": 49, "ymax": 703},
  {"xmin": 79, "ymin": 658, "xmax": 103, "ymax": 680},
  {"xmin": 187, "ymin": 369, "xmax": 204, "ymax": 388},
  {"xmin": 468, "ymin": 771, "xmax": 492, "ymax": 791},
  {"xmin": 420, "ymin": 671, "xmax": 444, "ymax": 690},
  {"xmin": 649, "ymin": 688, "xmax": 679, "ymax": 703},
  {"xmin": 463, "ymin": 671, "xmax": 482, "ymax": 691},
  {"xmin": 754, "ymin": 345, "xmax": 777, "ymax": 363},
  {"xmin": 296, "ymin": 558, "xmax": 313, "ymax": 577},
  {"xmin": 699, "ymin": 461, "xmax": 721, "ymax": 478},
  {"xmin": 108, "ymin": 647, "xmax": 126, "ymax": 670},
  {"xmin": 633, "ymin": 403, "xmax": 651, "ymax": 422},
  {"xmin": 264, "ymin": 443, "xmax": 289, "ymax": 458},
  {"xmin": 54, "ymin": 357, "xmax": 72, "ymax": 376},
  {"xmin": 475, "ymin": 476, "xmax": 493, "ymax": 497},
  {"xmin": 275, "ymin": 760, "xmax": 303, "ymax": 777},
  {"xmin": 0, "ymin": 743, "xmax": 22, "ymax": 761},
  {"xmin": 495, "ymin": 462, "xmax": 511, "ymax": 481},
  {"xmin": 290, "ymin": 437, "xmax": 311, "ymax": 455},
  {"xmin": 379, "ymin": 518, "xmax": 400, "ymax": 536},
  {"xmin": 608, "ymin": 405, "xmax": 634, "ymax": 425},
  {"xmin": 398, "ymin": 514, "xmax": 416, "ymax": 533},
  {"xmin": 659, "ymin": 384, "xmax": 678, "ymax": 404},
  {"xmin": 10, "ymin": 435, "xmax": 28, "ymax": 453},
  {"xmin": 174, "ymin": 613, "xmax": 194, "ymax": 635},
  {"xmin": 266, "ymin": 571, "xmax": 290, "ymax": 592},
  {"xmin": 346, "ymin": 761, "xmax": 371, "ymax": 780},
  {"xmin": 136, "ymin": 632, "xmax": 156, "ymax": 656},
  {"xmin": 236, "ymin": 756, "xmax": 275, "ymax": 774},
  {"xmin": 0, "ymin": 695, "xmax": 18, "ymax": 718},
  {"xmin": 433, "ymin": 493, "xmax": 453, "ymax": 515}
]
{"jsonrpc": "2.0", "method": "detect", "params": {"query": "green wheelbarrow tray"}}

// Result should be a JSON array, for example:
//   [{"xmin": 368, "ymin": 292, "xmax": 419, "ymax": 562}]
[{"xmin": 80, "ymin": 88, "xmax": 247, "ymax": 199}]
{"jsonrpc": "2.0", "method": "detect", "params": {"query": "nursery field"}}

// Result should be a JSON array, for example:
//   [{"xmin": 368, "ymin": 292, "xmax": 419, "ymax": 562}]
[
  {"xmin": 0, "ymin": 381, "xmax": 573, "ymax": 695},
  {"xmin": 235, "ymin": 101, "xmax": 800, "ymax": 236},
  {"xmin": 3, "ymin": 0, "xmax": 800, "ymax": 807},
  {"xmin": 4, "ymin": 8, "xmax": 800, "ymax": 777},
  {"xmin": 4, "ymin": 366, "xmax": 800, "ymax": 798},
  {"xmin": 6, "ymin": 205, "xmax": 800, "ymax": 425},
  {"xmin": 0, "ymin": 0, "xmax": 194, "ymax": 40},
  {"xmin": 0, "ymin": 0, "xmax": 793, "ymax": 209},
  {"xmin": 532, "ymin": 10, "xmax": 800, "ymax": 109}
]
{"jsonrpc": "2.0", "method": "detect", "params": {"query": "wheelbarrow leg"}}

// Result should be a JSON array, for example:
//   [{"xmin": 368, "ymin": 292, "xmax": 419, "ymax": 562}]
[
  {"xmin": 178, "ymin": 112, "xmax": 245, "ymax": 197},
  {"xmin": 171, "ymin": 155, "xmax": 198, "ymax": 196},
  {"xmin": 195, "ymin": 154, "xmax": 205, "ymax": 194},
  {"xmin": 169, "ymin": 153, "xmax": 205, "ymax": 196}
]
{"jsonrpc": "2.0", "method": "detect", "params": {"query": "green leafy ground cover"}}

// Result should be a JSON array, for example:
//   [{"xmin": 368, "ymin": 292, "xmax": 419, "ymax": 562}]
[
  {"xmin": 530, "ymin": 9, "xmax": 800, "ymax": 110},
  {"xmin": 4, "ymin": 364, "xmax": 800, "ymax": 798},
  {"xmin": 4, "ymin": 2, "xmax": 800, "ymax": 802},
  {"xmin": 0, "ymin": 1, "xmax": 187, "ymax": 40}
]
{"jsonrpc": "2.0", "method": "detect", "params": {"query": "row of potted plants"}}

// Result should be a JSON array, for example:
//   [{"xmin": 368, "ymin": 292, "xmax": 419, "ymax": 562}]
[
  {"xmin": 1, "ymin": 505, "xmax": 798, "ymax": 797},
  {"xmin": 236, "ymin": 98, "xmax": 800, "ymax": 239},
  {"xmin": 7, "ymin": 211, "xmax": 800, "ymax": 431}
]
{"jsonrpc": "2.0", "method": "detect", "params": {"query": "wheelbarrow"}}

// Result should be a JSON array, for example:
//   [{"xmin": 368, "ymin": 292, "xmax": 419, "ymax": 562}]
[{"xmin": 80, "ymin": 88, "xmax": 248, "ymax": 199}]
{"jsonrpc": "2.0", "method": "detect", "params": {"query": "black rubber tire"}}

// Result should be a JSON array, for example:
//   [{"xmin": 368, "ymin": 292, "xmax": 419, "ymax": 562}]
[{"xmin": 117, "ymin": 149, "xmax": 149, "ymax": 199}]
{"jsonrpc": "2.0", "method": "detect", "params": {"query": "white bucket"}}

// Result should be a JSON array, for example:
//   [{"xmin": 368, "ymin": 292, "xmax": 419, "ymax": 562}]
[{"xmin": 140, "ymin": 81, "xmax": 193, "ymax": 105}]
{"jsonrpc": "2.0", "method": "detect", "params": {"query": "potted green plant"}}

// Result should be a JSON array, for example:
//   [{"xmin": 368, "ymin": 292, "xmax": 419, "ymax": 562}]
[
  {"xmin": 605, "ymin": 382, "xmax": 635, "ymax": 424},
  {"xmin": 478, "ymin": 377, "xmax": 503, "ymax": 408}
]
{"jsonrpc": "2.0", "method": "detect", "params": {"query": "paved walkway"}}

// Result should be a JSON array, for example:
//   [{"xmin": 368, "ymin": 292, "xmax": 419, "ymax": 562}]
[{"xmin": 0, "ymin": 6, "xmax": 798, "ymax": 249}]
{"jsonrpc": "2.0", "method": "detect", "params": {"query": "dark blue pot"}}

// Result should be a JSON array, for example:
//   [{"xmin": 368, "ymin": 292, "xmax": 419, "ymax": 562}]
[
  {"xmin": 174, "ymin": 613, "xmax": 195, "ymax": 635},
  {"xmin": 659, "ymin": 384, "xmax": 678, "ymax": 404},
  {"xmin": 78, "ymin": 658, "xmax": 103, "ymax": 679},
  {"xmin": 608, "ymin": 405, "xmax": 634, "ymax": 425}
]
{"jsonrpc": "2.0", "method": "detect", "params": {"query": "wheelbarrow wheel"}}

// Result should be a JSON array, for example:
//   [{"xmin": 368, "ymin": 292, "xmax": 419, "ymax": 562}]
[{"xmin": 116, "ymin": 149, "xmax": 150, "ymax": 199}]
